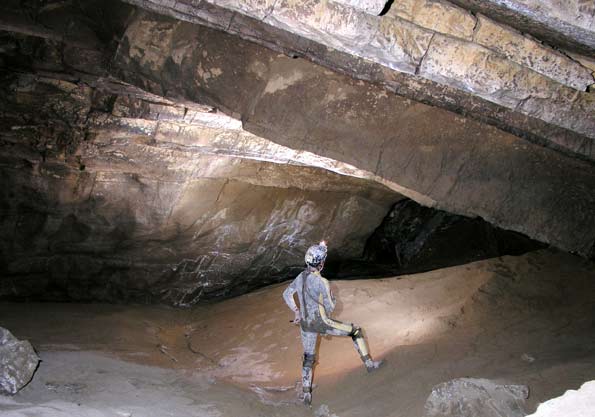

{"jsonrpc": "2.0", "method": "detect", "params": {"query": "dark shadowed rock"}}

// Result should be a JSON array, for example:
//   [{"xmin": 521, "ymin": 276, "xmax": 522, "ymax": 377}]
[
  {"xmin": 364, "ymin": 199, "xmax": 544, "ymax": 273},
  {"xmin": 0, "ymin": 327, "xmax": 40, "ymax": 395},
  {"xmin": 424, "ymin": 378, "xmax": 529, "ymax": 417}
]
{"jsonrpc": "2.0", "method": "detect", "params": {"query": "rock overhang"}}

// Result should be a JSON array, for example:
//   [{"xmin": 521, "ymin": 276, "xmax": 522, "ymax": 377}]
[
  {"xmin": 111, "ymin": 8, "xmax": 595, "ymax": 257},
  {"xmin": 121, "ymin": 0, "xmax": 595, "ymax": 154},
  {"xmin": 1, "ymin": 0, "xmax": 595, "ymax": 304},
  {"xmin": 0, "ymin": 54, "xmax": 402, "ymax": 304}
]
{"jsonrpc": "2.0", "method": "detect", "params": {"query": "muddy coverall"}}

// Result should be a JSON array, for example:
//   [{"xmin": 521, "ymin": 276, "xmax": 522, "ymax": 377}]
[{"xmin": 283, "ymin": 269, "xmax": 376, "ymax": 397}]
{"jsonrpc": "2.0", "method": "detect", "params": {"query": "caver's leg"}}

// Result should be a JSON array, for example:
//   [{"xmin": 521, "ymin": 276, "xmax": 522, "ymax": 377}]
[
  {"xmin": 348, "ymin": 325, "xmax": 383, "ymax": 372},
  {"xmin": 322, "ymin": 318, "xmax": 384, "ymax": 372},
  {"xmin": 300, "ymin": 329, "xmax": 318, "ymax": 406}
]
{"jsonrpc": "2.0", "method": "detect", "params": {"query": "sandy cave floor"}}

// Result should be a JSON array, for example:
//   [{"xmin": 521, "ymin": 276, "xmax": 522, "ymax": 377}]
[{"xmin": 1, "ymin": 249, "xmax": 594, "ymax": 417}]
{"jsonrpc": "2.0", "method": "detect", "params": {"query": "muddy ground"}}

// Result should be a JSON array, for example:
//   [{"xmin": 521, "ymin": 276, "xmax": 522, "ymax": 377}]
[{"xmin": 1, "ymin": 249, "xmax": 594, "ymax": 416}]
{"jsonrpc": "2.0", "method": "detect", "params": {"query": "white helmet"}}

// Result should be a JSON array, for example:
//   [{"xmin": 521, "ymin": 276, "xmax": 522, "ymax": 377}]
[{"xmin": 305, "ymin": 241, "xmax": 327, "ymax": 267}]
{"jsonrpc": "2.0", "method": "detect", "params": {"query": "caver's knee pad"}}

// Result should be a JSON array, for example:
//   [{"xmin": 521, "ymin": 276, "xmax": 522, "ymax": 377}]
[
  {"xmin": 349, "ymin": 326, "xmax": 362, "ymax": 340},
  {"xmin": 303, "ymin": 353, "xmax": 316, "ymax": 368},
  {"xmin": 349, "ymin": 325, "xmax": 370, "ymax": 358}
]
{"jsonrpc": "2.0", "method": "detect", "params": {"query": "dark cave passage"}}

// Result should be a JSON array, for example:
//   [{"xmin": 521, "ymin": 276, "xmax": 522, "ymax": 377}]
[{"xmin": 324, "ymin": 198, "xmax": 545, "ymax": 280}]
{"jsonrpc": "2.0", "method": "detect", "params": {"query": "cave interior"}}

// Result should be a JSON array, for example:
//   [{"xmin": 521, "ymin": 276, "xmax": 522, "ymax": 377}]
[{"xmin": 0, "ymin": 1, "xmax": 594, "ymax": 416}]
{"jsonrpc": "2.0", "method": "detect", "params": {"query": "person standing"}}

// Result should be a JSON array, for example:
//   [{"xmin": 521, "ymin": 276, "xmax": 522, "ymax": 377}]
[{"xmin": 283, "ymin": 241, "xmax": 383, "ymax": 406}]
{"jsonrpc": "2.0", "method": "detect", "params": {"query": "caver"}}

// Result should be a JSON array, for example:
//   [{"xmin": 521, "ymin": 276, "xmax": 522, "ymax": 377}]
[{"xmin": 283, "ymin": 242, "xmax": 383, "ymax": 406}]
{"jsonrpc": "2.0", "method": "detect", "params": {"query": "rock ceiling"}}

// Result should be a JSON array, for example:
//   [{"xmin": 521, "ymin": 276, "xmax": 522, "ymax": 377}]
[
  {"xmin": 113, "ymin": 0, "xmax": 595, "ymax": 256},
  {"xmin": 0, "ymin": 0, "xmax": 594, "ymax": 302}
]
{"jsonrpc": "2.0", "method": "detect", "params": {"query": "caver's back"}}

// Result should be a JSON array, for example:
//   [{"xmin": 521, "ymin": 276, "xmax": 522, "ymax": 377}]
[{"xmin": 283, "ymin": 269, "xmax": 335, "ymax": 332}]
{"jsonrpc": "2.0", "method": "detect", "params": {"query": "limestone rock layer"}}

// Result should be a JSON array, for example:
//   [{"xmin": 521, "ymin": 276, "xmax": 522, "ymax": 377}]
[
  {"xmin": 114, "ymin": 11, "xmax": 595, "ymax": 257},
  {"xmin": 0, "ymin": 71, "xmax": 398, "ymax": 304},
  {"xmin": 424, "ymin": 378, "xmax": 529, "ymax": 417},
  {"xmin": 122, "ymin": 0, "xmax": 594, "ymax": 145},
  {"xmin": 449, "ymin": 0, "xmax": 595, "ymax": 55},
  {"xmin": 1, "ymin": 0, "xmax": 595, "ymax": 303}
]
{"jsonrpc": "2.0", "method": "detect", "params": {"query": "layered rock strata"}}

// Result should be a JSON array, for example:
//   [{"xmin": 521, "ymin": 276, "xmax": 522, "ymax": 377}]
[
  {"xmin": 449, "ymin": 0, "xmax": 595, "ymax": 55},
  {"xmin": 122, "ymin": 0, "xmax": 595, "ymax": 155},
  {"xmin": 113, "ymin": 11, "xmax": 595, "ymax": 257},
  {"xmin": 1, "ymin": 0, "xmax": 595, "ymax": 304},
  {"xmin": 0, "ymin": 69, "xmax": 399, "ymax": 304}
]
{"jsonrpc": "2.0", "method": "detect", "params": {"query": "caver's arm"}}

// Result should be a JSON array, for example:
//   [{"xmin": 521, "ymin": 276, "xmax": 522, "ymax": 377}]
[
  {"xmin": 320, "ymin": 276, "xmax": 336, "ymax": 314},
  {"xmin": 283, "ymin": 277, "xmax": 299, "ymax": 312},
  {"xmin": 283, "ymin": 275, "xmax": 302, "ymax": 322}
]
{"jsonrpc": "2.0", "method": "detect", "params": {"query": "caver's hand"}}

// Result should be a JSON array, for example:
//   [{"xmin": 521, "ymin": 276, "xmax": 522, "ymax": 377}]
[{"xmin": 292, "ymin": 311, "xmax": 301, "ymax": 324}]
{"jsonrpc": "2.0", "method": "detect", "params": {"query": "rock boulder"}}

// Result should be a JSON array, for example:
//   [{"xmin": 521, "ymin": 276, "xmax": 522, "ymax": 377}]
[
  {"xmin": 0, "ymin": 327, "xmax": 39, "ymax": 395},
  {"xmin": 424, "ymin": 378, "xmax": 529, "ymax": 417}
]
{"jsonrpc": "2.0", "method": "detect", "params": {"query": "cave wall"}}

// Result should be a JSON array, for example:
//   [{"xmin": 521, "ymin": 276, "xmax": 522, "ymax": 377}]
[
  {"xmin": 0, "ymin": 11, "xmax": 400, "ymax": 304},
  {"xmin": 0, "ymin": 72, "xmax": 398, "ymax": 304},
  {"xmin": 113, "ymin": 11, "xmax": 595, "ymax": 257},
  {"xmin": 1, "ymin": 0, "xmax": 594, "ymax": 304},
  {"xmin": 1, "ymin": 151, "xmax": 396, "ymax": 305}
]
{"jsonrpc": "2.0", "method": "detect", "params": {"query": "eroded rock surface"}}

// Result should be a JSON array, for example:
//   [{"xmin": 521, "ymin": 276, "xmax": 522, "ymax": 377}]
[
  {"xmin": 114, "ymin": 11, "xmax": 595, "ymax": 257},
  {"xmin": 0, "ymin": 70, "xmax": 399, "ymax": 304},
  {"xmin": 0, "ymin": 327, "xmax": 39, "ymax": 395},
  {"xmin": 123, "ymin": 0, "xmax": 594, "ymax": 141},
  {"xmin": 424, "ymin": 378, "xmax": 529, "ymax": 417},
  {"xmin": 449, "ymin": 0, "xmax": 595, "ymax": 55},
  {"xmin": 0, "ymin": 0, "xmax": 594, "ymax": 303}
]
